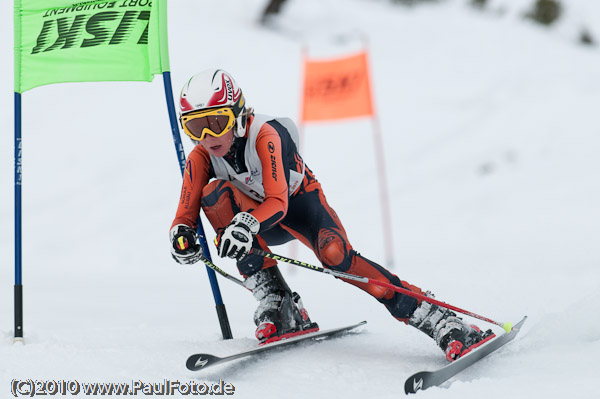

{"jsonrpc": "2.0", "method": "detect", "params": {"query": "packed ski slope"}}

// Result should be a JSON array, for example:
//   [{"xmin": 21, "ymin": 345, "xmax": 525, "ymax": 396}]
[{"xmin": 1, "ymin": 0, "xmax": 599, "ymax": 398}]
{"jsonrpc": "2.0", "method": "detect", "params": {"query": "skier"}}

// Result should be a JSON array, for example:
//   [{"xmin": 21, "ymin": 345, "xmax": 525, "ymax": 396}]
[{"xmin": 169, "ymin": 69, "xmax": 493, "ymax": 361}]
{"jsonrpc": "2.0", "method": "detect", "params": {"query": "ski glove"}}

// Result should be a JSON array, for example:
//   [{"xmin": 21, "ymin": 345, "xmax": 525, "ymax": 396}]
[
  {"xmin": 215, "ymin": 212, "xmax": 260, "ymax": 261},
  {"xmin": 170, "ymin": 224, "xmax": 203, "ymax": 265}
]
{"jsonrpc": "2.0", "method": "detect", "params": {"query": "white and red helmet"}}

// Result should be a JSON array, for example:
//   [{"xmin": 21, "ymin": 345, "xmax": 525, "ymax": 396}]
[{"xmin": 179, "ymin": 69, "xmax": 247, "ymax": 138}]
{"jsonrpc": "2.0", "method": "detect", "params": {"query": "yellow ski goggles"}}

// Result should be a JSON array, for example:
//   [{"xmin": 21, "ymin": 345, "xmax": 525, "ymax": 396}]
[{"xmin": 180, "ymin": 107, "xmax": 236, "ymax": 141}]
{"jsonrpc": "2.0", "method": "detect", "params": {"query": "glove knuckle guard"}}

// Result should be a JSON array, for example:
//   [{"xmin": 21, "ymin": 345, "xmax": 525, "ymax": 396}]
[
  {"xmin": 220, "ymin": 240, "xmax": 230, "ymax": 258},
  {"xmin": 232, "ymin": 230, "xmax": 249, "ymax": 242},
  {"xmin": 236, "ymin": 248, "xmax": 247, "ymax": 261},
  {"xmin": 228, "ymin": 244, "xmax": 238, "ymax": 258}
]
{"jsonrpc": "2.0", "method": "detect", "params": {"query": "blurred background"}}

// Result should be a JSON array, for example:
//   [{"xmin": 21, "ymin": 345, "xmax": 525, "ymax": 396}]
[{"xmin": 1, "ymin": 1, "xmax": 599, "ymax": 398}]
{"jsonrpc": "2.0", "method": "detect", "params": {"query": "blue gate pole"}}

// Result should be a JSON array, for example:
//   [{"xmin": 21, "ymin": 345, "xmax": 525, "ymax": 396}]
[
  {"xmin": 162, "ymin": 72, "xmax": 233, "ymax": 339},
  {"xmin": 14, "ymin": 92, "xmax": 24, "ymax": 342}
]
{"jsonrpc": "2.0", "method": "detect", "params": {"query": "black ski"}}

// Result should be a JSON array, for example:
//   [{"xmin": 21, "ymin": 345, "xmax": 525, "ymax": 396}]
[
  {"xmin": 186, "ymin": 321, "xmax": 367, "ymax": 371},
  {"xmin": 405, "ymin": 316, "xmax": 527, "ymax": 395}
]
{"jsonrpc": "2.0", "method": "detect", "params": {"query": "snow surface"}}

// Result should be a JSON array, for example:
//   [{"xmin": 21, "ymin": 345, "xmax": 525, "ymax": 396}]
[{"xmin": 2, "ymin": 0, "xmax": 600, "ymax": 398}]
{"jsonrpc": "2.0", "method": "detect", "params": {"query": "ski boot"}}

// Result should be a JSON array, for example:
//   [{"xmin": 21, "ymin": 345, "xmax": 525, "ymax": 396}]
[
  {"xmin": 243, "ymin": 266, "xmax": 319, "ymax": 344},
  {"xmin": 408, "ymin": 293, "xmax": 495, "ymax": 361}
]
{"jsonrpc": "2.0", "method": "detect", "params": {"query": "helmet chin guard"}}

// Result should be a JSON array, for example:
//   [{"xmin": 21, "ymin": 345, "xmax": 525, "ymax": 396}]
[{"xmin": 234, "ymin": 111, "xmax": 248, "ymax": 138}]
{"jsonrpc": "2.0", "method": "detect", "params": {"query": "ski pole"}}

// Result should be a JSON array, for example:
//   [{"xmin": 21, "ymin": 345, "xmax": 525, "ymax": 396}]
[
  {"xmin": 199, "ymin": 255, "xmax": 246, "ymax": 288},
  {"xmin": 251, "ymin": 248, "xmax": 513, "ymax": 333}
]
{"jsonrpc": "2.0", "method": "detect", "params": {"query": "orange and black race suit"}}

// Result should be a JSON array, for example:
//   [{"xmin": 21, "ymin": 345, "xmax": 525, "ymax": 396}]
[{"xmin": 171, "ymin": 114, "xmax": 423, "ymax": 320}]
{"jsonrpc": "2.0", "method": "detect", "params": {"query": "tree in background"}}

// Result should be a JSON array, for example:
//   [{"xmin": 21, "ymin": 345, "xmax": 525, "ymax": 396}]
[
  {"xmin": 261, "ymin": 0, "xmax": 288, "ymax": 24},
  {"xmin": 525, "ymin": 0, "xmax": 561, "ymax": 26}
]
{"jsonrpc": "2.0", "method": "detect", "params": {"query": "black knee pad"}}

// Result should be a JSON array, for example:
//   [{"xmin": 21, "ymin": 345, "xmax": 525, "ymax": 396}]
[{"xmin": 237, "ymin": 252, "xmax": 268, "ymax": 276}]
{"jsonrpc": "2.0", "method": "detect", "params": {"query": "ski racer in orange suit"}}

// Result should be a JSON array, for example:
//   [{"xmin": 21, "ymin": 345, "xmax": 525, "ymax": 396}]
[{"xmin": 169, "ymin": 69, "xmax": 493, "ymax": 361}]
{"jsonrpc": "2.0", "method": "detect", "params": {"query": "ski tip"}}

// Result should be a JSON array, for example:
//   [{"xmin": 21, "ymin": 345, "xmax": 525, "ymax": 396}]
[
  {"xmin": 404, "ymin": 371, "xmax": 430, "ymax": 395},
  {"xmin": 502, "ymin": 322, "xmax": 513, "ymax": 333},
  {"xmin": 186, "ymin": 354, "xmax": 218, "ymax": 371}
]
